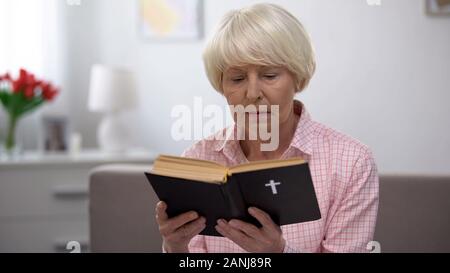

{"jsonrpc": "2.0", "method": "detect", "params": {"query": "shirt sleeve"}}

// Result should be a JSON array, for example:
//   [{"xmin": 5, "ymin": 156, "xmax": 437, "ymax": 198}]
[
  {"xmin": 283, "ymin": 242, "xmax": 308, "ymax": 253},
  {"xmin": 188, "ymin": 235, "xmax": 208, "ymax": 253},
  {"xmin": 320, "ymin": 149, "xmax": 379, "ymax": 253},
  {"xmin": 180, "ymin": 144, "xmax": 200, "ymax": 159}
]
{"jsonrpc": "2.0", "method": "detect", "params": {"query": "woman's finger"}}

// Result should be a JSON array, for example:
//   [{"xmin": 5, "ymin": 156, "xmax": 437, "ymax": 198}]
[
  {"xmin": 155, "ymin": 201, "xmax": 168, "ymax": 225},
  {"xmin": 248, "ymin": 207, "xmax": 279, "ymax": 231},
  {"xmin": 164, "ymin": 211, "xmax": 199, "ymax": 233},
  {"xmin": 174, "ymin": 216, "xmax": 206, "ymax": 239},
  {"xmin": 228, "ymin": 219, "xmax": 262, "ymax": 239},
  {"xmin": 215, "ymin": 219, "xmax": 255, "ymax": 251}
]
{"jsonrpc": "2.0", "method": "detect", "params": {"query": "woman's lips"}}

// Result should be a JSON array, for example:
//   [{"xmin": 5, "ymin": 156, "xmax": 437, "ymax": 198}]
[
  {"xmin": 247, "ymin": 112, "xmax": 270, "ymax": 117},
  {"xmin": 246, "ymin": 112, "xmax": 270, "ymax": 115},
  {"xmin": 246, "ymin": 112, "xmax": 271, "ymax": 120}
]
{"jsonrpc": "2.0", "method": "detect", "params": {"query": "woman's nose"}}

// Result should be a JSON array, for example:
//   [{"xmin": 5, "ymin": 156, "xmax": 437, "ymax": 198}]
[{"xmin": 246, "ymin": 77, "xmax": 262, "ymax": 101}]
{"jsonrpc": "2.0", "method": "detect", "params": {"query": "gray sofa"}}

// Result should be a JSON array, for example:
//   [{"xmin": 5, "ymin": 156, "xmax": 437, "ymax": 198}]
[{"xmin": 89, "ymin": 164, "xmax": 450, "ymax": 253}]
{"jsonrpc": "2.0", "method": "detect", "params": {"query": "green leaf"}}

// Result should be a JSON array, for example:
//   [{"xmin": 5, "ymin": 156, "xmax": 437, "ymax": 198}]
[
  {"xmin": 0, "ymin": 90, "xmax": 48, "ymax": 118},
  {"xmin": 9, "ymin": 92, "xmax": 24, "ymax": 116},
  {"xmin": 18, "ymin": 97, "xmax": 45, "ymax": 116},
  {"xmin": 0, "ymin": 91, "xmax": 8, "ymax": 108}
]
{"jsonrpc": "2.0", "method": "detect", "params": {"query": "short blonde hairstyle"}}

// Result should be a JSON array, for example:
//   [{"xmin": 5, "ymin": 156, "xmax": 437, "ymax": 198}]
[{"xmin": 203, "ymin": 3, "xmax": 316, "ymax": 93}]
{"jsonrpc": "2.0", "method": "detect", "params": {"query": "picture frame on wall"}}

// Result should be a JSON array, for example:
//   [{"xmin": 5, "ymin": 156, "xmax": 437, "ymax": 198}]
[
  {"xmin": 138, "ymin": 0, "xmax": 204, "ymax": 41},
  {"xmin": 426, "ymin": 0, "xmax": 450, "ymax": 16}
]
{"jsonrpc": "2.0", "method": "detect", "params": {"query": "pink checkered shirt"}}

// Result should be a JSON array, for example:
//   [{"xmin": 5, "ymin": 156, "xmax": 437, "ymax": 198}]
[{"xmin": 180, "ymin": 100, "xmax": 379, "ymax": 253}]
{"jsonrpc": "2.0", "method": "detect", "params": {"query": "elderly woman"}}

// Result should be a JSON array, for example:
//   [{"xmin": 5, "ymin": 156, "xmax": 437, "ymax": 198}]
[{"xmin": 156, "ymin": 3, "xmax": 379, "ymax": 253}]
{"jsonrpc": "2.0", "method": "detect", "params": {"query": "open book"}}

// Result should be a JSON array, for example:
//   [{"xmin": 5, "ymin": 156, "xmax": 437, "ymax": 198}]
[{"xmin": 145, "ymin": 155, "xmax": 321, "ymax": 237}]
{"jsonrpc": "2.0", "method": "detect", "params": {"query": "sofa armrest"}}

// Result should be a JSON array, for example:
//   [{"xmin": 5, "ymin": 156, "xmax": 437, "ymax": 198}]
[{"xmin": 89, "ymin": 164, "xmax": 162, "ymax": 253}]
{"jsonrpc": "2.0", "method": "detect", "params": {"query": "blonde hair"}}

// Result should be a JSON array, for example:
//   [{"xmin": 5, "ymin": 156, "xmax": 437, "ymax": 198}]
[{"xmin": 203, "ymin": 3, "xmax": 316, "ymax": 93}]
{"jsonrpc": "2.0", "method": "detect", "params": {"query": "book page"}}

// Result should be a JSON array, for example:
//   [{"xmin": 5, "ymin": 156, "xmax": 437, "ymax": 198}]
[
  {"xmin": 151, "ymin": 154, "xmax": 228, "ymax": 183},
  {"xmin": 229, "ymin": 157, "xmax": 306, "ymax": 174}
]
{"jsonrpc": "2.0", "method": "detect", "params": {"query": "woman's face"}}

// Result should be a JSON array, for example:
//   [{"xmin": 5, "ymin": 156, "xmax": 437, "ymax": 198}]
[{"xmin": 222, "ymin": 64, "xmax": 298, "ymax": 131}]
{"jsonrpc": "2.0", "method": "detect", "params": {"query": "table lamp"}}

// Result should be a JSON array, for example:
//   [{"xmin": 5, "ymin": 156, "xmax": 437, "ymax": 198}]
[{"xmin": 88, "ymin": 64, "xmax": 138, "ymax": 153}]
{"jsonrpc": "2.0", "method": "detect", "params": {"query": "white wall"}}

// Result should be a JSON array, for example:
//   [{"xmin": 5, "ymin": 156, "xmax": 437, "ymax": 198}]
[
  {"xmin": 0, "ymin": 0, "xmax": 68, "ymax": 151},
  {"xmin": 60, "ymin": 0, "xmax": 450, "ymax": 175}
]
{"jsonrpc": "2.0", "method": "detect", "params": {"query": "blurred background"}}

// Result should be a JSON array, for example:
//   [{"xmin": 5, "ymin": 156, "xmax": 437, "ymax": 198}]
[
  {"xmin": 0, "ymin": 0, "xmax": 448, "ymax": 174},
  {"xmin": 0, "ymin": 0, "xmax": 449, "ymax": 253}
]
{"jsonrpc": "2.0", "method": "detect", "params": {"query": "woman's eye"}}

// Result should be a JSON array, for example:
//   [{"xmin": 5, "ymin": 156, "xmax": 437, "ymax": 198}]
[
  {"xmin": 231, "ymin": 78, "xmax": 244, "ymax": 83},
  {"xmin": 264, "ymin": 74, "xmax": 278, "ymax": 80}
]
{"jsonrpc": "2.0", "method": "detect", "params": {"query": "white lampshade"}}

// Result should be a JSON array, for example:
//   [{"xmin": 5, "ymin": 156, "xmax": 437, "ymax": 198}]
[{"xmin": 88, "ymin": 64, "xmax": 138, "ymax": 113}]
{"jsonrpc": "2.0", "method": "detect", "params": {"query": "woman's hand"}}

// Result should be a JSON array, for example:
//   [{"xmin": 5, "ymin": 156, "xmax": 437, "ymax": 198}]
[
  {"xmin": 215, "ymin": 207, "xmax": 285, "ymax": 253},
  {"xmin": 155, "ymin": 201, "xmax": 206, "ymax": 253}
]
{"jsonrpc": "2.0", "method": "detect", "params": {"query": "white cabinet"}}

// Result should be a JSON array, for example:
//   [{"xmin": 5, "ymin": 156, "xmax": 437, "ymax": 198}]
[{"xmin": 0, "ymin": 149, "xmax": 155, "ymax": 253}]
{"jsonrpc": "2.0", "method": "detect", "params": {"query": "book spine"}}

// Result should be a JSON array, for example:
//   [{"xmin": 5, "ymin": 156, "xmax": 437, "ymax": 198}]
[{"xmin": 220, "ymin": 176, "xmax": 247, "ymax": 219}]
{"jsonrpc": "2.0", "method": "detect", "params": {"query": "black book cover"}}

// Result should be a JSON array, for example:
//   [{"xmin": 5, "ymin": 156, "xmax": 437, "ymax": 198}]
[{"xmin": 145, "ymin": 163, "xmax": 321, "ymax": 237}]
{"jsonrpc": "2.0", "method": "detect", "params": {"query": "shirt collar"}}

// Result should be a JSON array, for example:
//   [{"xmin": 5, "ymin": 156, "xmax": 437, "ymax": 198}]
[
  {"xmin": 214, "ymin": 100, "xmax": 315, "ymax": 158},
  {"xmin": 290, "ymin": 100, "xmax": 314, "ymax": 156}
]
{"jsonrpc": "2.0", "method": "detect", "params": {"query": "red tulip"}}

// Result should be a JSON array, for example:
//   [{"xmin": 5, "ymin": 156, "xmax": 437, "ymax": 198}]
[
  {"xmin": 40, "ymin": 82, "xmax": 49, "ymax": 94},
  {"xmin": 2, "ymin": 68, "xmax": 60, "ymax": 101},
  {"xmin": 42, "ymin": 82, "xmax": 59, "ymax": 101},
  {"xmin": 12, "ymin": 79, "xmax": 25, "ymax": 93},
  {"xmin": 26, "ymin": 73, "xmax": 36, "ymax": 86},
  {"xmin": 24, "ymin": 85, "xmax": 34, "ymax": 99},
  {"xmin": 0, "ymin": 73, "xmax": 11, "ymax": 81},
  {"xmin": 19, "ymin": 68, "xmax": 28, "ymax": 81}
]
